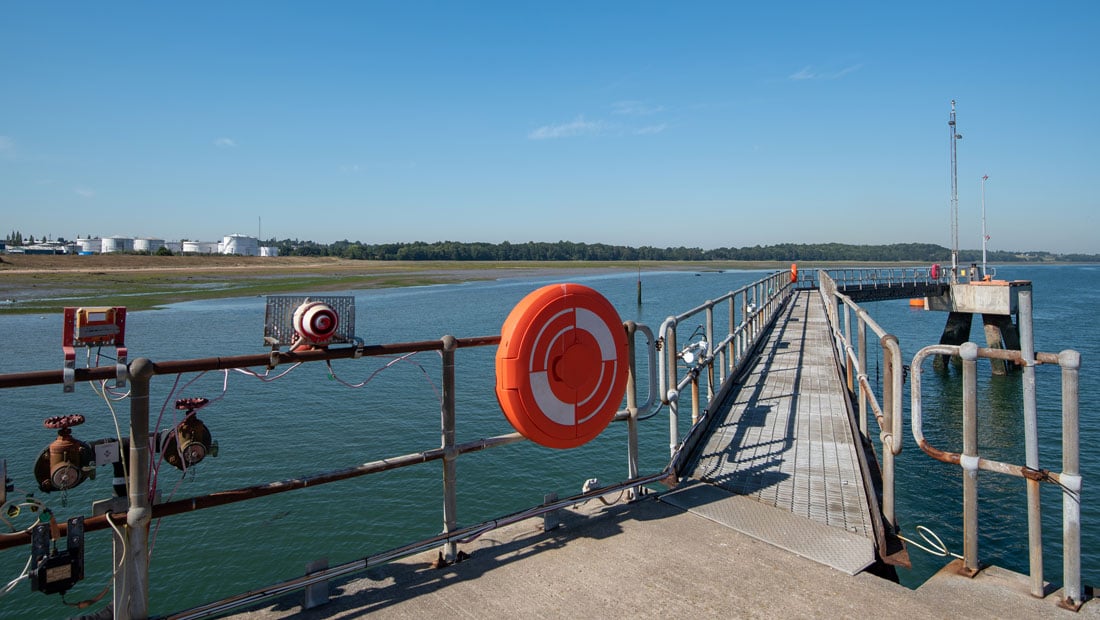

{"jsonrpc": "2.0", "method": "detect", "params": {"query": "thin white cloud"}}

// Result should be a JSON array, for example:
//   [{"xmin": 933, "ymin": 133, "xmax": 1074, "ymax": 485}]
[
  {"xmin": 612, "ymin": 101, "xmax": 665, "ymax": 116},
  {"xmin": 634, "ymin": 124, "xmax": 667, "ymax": 135},
  {"xmin": 790, "ymin": 66, "xmax": 817, "ymax": 80},
  {"xmin": 0, "ymin": 136, "xmax": 14, "ymax": 159},
  {"xmin": 789, "ymin": 64, "xmax": 864, "ymax": 81},
  {"xmin": 214, "ymin": 137, "xmax": 237, "ymax": 148},
  {"xmin": 528, "ymin": 116, "xmax": 607, "ymax": 140},
  {"xmin": 74, "ymin": 187, "xmax": 95, "ymax": 198}
]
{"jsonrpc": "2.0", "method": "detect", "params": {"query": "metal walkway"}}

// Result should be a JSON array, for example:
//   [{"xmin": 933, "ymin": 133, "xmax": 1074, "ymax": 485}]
[{"xmin": 662, "ymin": 290, "xmax": 876, "ymax": 574}]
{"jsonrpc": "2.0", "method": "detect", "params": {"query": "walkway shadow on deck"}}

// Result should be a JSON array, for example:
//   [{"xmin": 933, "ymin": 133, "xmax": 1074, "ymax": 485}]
[
  {"xmin": 688, "ymin": 298, "xmax": 808, "ymax": 497},
  {"xmin": 240, "ymin": 501, "xmax": 654, "ymax": 618}
]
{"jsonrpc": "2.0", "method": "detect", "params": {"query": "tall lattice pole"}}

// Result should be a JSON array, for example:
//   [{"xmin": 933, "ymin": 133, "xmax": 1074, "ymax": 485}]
[
  {"xmin": 949, "ymin": 100, "xmax": 961, "ymax": 282},
  {"xmin": 981, "ymin": 174, "xmax": 989, "ymax": 277}
]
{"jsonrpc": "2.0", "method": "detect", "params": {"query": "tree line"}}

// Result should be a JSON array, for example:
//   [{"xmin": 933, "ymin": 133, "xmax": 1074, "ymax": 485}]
[{"xmin": 264, "ymin": 239, "xmax": 1098, "ymax": 263}]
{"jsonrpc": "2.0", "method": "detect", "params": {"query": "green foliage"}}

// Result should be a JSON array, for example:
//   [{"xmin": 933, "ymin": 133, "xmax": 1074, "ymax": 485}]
[{"xmin": 256, "ymin": 239, "xmax": 1099, "ymax": 263}]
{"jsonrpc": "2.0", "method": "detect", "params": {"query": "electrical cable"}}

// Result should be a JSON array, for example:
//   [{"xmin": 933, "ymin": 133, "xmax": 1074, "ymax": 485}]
[
  {"xmin": 234, "ymin": 363, "xmax": 303, "ymax": 382},
  {"xmin": 0, "ymin": 553, "xmax": 32, "ymax": 597},
  {"xmin": 897, "ymin": 525, "xmax": 963, "ymax": 560},
  {"xmin": 326, "ymin": 352, "xmax": 442, "ymax": 404}
]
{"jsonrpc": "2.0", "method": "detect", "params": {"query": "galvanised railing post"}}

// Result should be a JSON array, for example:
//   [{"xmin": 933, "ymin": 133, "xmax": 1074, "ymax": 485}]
[
  {"xmin": 844, "ymin": 303, "xmax": 854, "ymax": 392},
  {"xmin": 726, "ymin": 293, "xmax": 735, "ymax": 379},
  {"xmin": 690, "ymin": 372, "xmax": 701, "ymax": 426},
  {"xmin": 1019, "ymin": 289, "xmax": 1044, "ymax": 597},
  {"xmin": 440, "ymin": 335, "xmax": 458, "ymax": 564},
  {"xmin": 738, "ymin": 289, "xmax": 747, "ymax": 360},
  {"xmin": 1060, "ymin": 349, "xmax": 1083, "ymax": 608},
  {"xmin": 624, "ymin": 322, "xmax": 640, "ymax": 500},
  {"xmin": 882, "ymin": 334, "xmax": 902, "ymax": 528},
  {"xmin": 118, "ymin": 358, "xmax": 153, "ymax": 619},
  {"xmin": 705, "ymin": 305, "xmax": 715, "ymax": 402},
  {"xmin": 960, "ymin": 342, "xmax": 980, "ymax": 575},
  {"xmin": 666, "ymin": 321, "xmax": 680, "ymax": 457},
  {"xmin": 858, "ymin": 319, "xmax": 868, "ymax": 438}
]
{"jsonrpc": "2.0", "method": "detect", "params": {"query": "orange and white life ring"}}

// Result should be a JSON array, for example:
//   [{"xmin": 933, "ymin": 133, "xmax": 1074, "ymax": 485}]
[
  {"xmin": 930, "ymin": 263, "xmax": 941, "ymax": 280},
  {"xmin": 495, "ymin": 283, "xmax": 628, "ymax": 449},
  {"xmin": 293, "ymin": 300, "xmax": 339, "ymax": 345}
]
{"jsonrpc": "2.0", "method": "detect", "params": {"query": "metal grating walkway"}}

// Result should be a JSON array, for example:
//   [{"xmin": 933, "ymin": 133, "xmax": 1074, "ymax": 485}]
[{"xmin": 663, "ymin": 290, "xmax": 876, "ymax": 574}]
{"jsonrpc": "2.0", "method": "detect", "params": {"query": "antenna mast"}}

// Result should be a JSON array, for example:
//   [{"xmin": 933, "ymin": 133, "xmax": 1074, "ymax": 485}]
[
  {"xmin": 949, "ymin": 100, "xmax": 961, "ymax": 282},
  {"xmin": 981, "ymin": 174, "xmax": 989, "ymax": 278}
]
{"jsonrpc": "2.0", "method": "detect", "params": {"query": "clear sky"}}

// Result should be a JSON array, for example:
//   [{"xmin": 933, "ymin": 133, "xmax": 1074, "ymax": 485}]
[{"xmin": 2, "ymin": 2, "xmax": 1097, "ymax": 253}]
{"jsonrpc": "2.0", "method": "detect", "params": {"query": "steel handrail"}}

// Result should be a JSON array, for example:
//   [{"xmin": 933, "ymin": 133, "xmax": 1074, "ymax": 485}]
[
  {"xmin": 817, "ymin": 271, "xmax": 904, "ymax": 527},
  {"xmin": 657, "ymin": 271, "xmax": 794, "ymax": 457},
  {"xmin": 0, "ymin": 322, "xmax": 663, "ymax": 618},
  {"xmin": 910, "ymin": 339, "xmax": 1083, "ymax": 609}
]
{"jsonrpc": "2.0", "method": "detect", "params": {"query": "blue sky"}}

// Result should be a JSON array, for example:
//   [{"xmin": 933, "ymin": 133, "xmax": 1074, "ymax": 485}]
[{"xmin": 2, "ymin": 2, "xmax": 1097, "ymax": 253}]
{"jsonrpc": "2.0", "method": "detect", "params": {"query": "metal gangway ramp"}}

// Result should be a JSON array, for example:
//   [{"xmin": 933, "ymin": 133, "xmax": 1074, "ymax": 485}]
[{"xmin": 661, "ymin": 289, "xmax": 878, "ymax": 575}]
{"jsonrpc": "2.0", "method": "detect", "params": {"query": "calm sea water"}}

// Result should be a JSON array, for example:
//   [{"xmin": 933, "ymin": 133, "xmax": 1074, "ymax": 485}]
[{"xmin": 0, "ymin": 265, "xmax": 1095, "ymax": 617}]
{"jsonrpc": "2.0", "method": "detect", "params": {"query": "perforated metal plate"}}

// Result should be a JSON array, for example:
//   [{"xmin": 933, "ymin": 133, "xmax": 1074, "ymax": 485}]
[
  {"xmin": 263, "ymin": 296, "xmax": 356, "ymax": 346},
  {"xmin": 662, "ymin": 479, "xmax": 875, "ymax": 575}
]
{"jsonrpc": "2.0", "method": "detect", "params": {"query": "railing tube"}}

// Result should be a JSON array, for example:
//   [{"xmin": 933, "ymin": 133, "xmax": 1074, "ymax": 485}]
[
  {"xmin": 727, "ymin": 294, "xmax": 736, "ymax": 378},
  {"xmin": 705, "ymin": 306, "xmax": 715, "ymax": 401},
  {"xmin": 625, "ymin": 322, "xmax": 640, "ymax": 500},
  {"xmin": 881, "ymin": 334, "xmax": 902, "ymax": 527},
  {"xmin": 960, "ymin": 342, "xmax": 980, "ymax": 575},
  {"xmin": 119, "ymin": 358, "xmax": 154, "ymax": 619},
  {"xmin": 844, "ymin": 303, "xmax": 853, "ymax": 391},
  {"xmin": 440, "ymin": 335, "xmax": 458, "ymax": 564},
  {"xmin": 1019, "ymin": 289, "xmax": 1044, "ymax": 597},
  {"xmin": 858, "ymin": 319, "xmax": 868, "ymax": 438},
  {"xmin": 1060, "ymin": 349, "xmax": 1083, "ymax": 608}
]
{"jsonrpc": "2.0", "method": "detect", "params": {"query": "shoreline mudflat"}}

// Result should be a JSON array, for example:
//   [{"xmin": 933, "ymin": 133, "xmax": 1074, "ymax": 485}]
[{"xmin": 0, "ymin": 255, "xmax": 804, "ymax": 314}]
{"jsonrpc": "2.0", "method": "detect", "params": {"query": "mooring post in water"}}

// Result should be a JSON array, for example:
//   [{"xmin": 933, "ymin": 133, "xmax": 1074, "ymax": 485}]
[
  {"xmin": 440, "ymin": 336, "xmax": 458, "ymax": 564},
  {"xmin": 117, "ymin": 358, "xmax": 153, "ymax": 619},
  {"xmin": 934, "ymin": 311, "xmax": 973, "ymax": 371}
]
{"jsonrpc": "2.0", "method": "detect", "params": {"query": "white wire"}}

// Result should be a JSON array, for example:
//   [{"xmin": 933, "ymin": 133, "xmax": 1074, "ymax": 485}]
[
  {"xmin": 897, "ymin": 525, "xmax": 964, "ymax": 560},
  {"xmin": 0, "ymin": 553, "xmax": 32, "ymax": 597},
  {"xmin": 327, "ymin": 352, "xmax": 443, "ymax": 405},
  {"xmin": 105, "ymin": 512, "xmax": 127, "ymax": 606},
  {"xmin": 233, "ymin": 363, "xmax": 303, "ymax": 382},
  {"xmin": 90, "ymin": 378, "xmax": 129, "ymax": 485}
]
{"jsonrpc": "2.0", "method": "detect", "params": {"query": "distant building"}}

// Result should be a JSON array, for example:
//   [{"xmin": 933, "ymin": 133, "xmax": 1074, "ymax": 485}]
[
  {"xmin": 220, "ymin": 234, "xmax": 259, "ymax": 256},
  {"xmin": 101, "ymin": 236, "xmax": 134, "ymax": 253},
  {"xmin": 22, "ymin": 242, "xmax": 67, "ymax": 255},
  {"xmin": 181, "ymin": 241, "xmax": 219, "ymax": 254},
  {"xmin": 133, "ymin": 238, "xmax": 166, "ymax": 253},
  {"xmin": 65, "ymin": 233, "xmax": 277, "ymax": 257},
  {"xmin": 77, "ymin": 238, "xmax": 101, "ymax": 254}
]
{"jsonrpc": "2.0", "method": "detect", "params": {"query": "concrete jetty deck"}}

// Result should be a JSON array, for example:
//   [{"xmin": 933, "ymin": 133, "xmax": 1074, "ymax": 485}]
[
  {"xmin": 222, "ymin": 290, "xmax": 1094, "ymax": 619},
  {"xmin": 224, "ymin": 497, "xmax": 1094, "ymax": 619}
]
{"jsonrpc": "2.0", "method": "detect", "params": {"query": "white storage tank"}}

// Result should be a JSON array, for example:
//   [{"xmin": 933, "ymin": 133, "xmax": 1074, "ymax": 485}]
[
  {"xmin": 260, "ymin": 246, "xmax": 279, "ymax": 257},
  {"xmin": 165, "ymin": 241, "xmax": 183, "ymax": 254},
  {"xmin": 221, "ymin": 234, "xmax": 259, "ymax": 256},
  {"xmin": 199, "ymin": 241, "xmax": 219, "ymax": 254},
  {"xmin": 76, "ymin": 238, "xmax": 101, "ymax": 254},
  {"xmin": 101, "ymin": 236, "xmax": 133, "ymax": 253},
  {"xmin": 133, "ymin": 238, "xmax": 166, "ymax": 253},
  {"xmin": 181, "ymin": 241, "xmax": 204, "ymax": 254}
]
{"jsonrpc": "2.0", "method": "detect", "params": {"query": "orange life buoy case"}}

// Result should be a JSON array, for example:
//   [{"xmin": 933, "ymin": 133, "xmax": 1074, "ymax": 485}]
[{"xmin": 495, "ymin": 283, "xmax": 628, "ymax": 449}]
